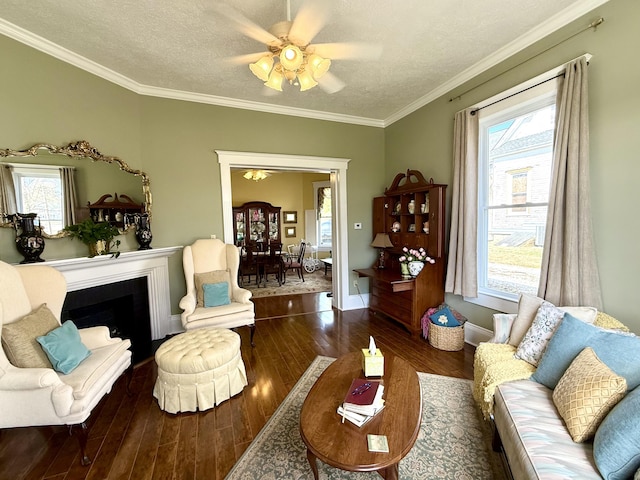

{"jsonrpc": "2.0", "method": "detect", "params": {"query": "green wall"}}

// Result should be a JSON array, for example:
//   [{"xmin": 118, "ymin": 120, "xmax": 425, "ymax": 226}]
[
  {"xmin": 385, "ymin": 0, "xmax": 640, "ymax": 333},
  {"xmin": 1, "ymin": 0, "xmax": 637, "ymax": 334},
  {"xmin": 0, "ymin": 35, "xmax": 385, "ymax": 313}
]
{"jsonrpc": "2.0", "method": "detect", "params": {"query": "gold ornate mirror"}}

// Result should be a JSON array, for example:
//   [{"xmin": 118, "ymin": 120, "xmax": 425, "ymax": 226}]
[{"xmin": 0, "ymin": 140, "xmax": 151, "ymax": 238}]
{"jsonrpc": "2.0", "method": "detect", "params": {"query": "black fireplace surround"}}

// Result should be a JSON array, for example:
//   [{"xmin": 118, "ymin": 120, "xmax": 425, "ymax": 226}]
[{"xmin": 61, "ymin": 277, "xmax": 151, "ymax": 364}]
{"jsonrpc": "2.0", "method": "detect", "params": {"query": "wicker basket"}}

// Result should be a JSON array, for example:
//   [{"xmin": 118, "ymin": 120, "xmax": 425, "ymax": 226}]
[{"xmin": 428, "ymin": 322, "xmax": 465, "ymax": 351}]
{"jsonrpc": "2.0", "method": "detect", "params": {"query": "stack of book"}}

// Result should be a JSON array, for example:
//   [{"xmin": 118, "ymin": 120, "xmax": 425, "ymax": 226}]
[{"xmin": 337, "ymin": 378, "xmax": 385, "ymax": 427}]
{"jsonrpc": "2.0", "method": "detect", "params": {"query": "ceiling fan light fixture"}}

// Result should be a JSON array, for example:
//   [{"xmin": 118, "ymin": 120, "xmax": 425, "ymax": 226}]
[
  {"xmin": 264, "ymin": 65, "xmax": 284, "ymax": 91},
  {"xmin": 249, "ymin": 54, "xmax": 273, "ymax": 82},
  {"xmin": 279, "ymin": 44, "xmax": 303, "ymax": 71},
  {"xmin": 243, "ymin": 170, "xmax": 269, "ymax": 181},
  {"xmin": 308, "ymin": 54, "xmax": 331, "ymax": 79},
  {"xmin": 297, "ymin": 68, "xmax": 318, "ymax": 91}
]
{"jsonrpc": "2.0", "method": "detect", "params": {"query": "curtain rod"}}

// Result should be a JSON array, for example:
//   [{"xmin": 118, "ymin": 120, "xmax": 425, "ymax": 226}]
[{"xmin": 449, "ymin": 17, "xmax": 604, "ymax": 103}]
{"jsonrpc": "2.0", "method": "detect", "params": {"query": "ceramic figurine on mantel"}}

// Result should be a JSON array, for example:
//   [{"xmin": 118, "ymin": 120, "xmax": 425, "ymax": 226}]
[{"xmin": 11, "ymin": 213, "xmax": 45, "ymax": 263}]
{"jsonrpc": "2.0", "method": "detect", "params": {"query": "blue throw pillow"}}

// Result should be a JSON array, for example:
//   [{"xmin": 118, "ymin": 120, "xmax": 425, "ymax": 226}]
[
  {"xmin": 36, "ymin": 320, "xmax": 91, "ymax": 375},
  {"xmin": 593, "ymin": 386, "xmax": 640, "ymax": 480},
  {"xmin": 429, "ymin": 306, "xmax": 460, "ymax": 327},
  {"xmin": 203, "ymin": 282, "xmax": 231, "ymax": 308},
  {"xmin": 532, "ymin": 313, "xmax": 640, "ymax": 390}
]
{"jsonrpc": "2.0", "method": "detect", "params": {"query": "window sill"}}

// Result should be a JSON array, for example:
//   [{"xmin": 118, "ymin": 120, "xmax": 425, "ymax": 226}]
[{"xmin": 464, "ymin": 292, "xmax": 518, "ymax": 314}]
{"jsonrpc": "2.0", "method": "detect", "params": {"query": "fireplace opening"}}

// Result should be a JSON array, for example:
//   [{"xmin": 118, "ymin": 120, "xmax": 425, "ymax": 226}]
[{"xmin": 62, "ymin": 277, "xmax": 151, "ymax": 364}]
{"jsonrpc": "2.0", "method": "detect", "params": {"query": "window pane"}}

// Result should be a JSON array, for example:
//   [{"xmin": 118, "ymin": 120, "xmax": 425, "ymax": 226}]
[
  {"xmin": 17, "ymin": 175, "xmax": 64, "ymax": 233},
  {"xmin": 480, "ymin": 102, "xmax": 554, "ymax": 297}
]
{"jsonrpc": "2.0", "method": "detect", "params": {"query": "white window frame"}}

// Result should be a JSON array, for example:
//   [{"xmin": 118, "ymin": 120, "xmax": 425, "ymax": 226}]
[
  {"xmin": 466, "ymin": 82, "xmax": 556, "ymax": 313},
  {"xmin": 314, "ymin": 180, "xmax": 332, "ymax": 251},
  {"xmin": 10, "ymin": 164, "xmax": 65, "ymax": 232}
]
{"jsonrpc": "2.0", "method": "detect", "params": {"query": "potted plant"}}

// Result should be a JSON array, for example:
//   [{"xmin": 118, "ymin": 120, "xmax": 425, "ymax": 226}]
[{"xmin": 63, "ymin": 218, "xmax": 121, "ymax": 258}]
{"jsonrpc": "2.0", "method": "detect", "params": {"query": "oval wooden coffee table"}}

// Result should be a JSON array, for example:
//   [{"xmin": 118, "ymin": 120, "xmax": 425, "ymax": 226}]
[{"xmin": 300, "ymin": 351, "xmax": 422, "ymax": 480}]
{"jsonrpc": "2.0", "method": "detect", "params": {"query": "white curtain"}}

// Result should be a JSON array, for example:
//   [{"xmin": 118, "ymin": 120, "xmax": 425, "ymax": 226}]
[
  {"xmin": 538, "ymin": 57, "xmax": 602, "ymax": 309},
  {"xmin": 60, "ymin": 167, "xmax": 78, "ymax": 226},
  {"xmin": 444, "ymin": 108, "xmax": 479, "ymax": 297},
  {"xmin": 0, "ymin": 164, "xmax": 17, "ymax": 217}
]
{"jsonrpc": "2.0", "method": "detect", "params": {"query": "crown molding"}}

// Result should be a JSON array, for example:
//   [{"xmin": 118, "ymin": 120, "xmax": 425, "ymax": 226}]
[
  {"xmin": 383, "ymin": 0, "xmax": 610, "ymax": 126},
  {"xmin": 0, "ymin": 0, "xmax": 609, "ymax": 129},
  {"xmin": 0, "ymin": 17, "xmax": 384, "ymax": 128}
]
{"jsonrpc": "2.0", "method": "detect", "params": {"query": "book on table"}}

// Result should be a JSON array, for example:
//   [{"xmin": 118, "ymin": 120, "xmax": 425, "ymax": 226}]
[{"xmin": 338, "ymin": 378, "xmax": 385, "ymax": 426}]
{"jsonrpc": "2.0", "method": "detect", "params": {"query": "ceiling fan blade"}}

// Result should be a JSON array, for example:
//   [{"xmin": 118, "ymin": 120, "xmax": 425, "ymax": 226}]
[
  {"xmin": 226, "ymin": 52, "xmax": 270, "ymax": 65},
  {"xmin": 208, "ymin": 3, "xmax": 282, "ymax": 46},
  {"xmin": 310, "ymin": 42, "xmax": 383, "ymax": 60},
  {"xmin": 318, "ymin": 72, "xmax": 345, "ymax": 94},
  {"xmin": 288, "ymin": 0, "xmax": 331, "ymax": 46}
]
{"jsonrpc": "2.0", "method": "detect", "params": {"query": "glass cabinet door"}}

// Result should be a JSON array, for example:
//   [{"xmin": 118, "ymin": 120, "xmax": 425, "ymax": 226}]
[
  {"xmin": 235, "ymin": 211, "xmax": 245, "ymax": 245},
  {"xmin": 248, "ymin": 207, "xmax": 267, "ymax": 247},
  {"xmin": 268, "ymin": 212, "xmax": 279, "ymax": 241}
]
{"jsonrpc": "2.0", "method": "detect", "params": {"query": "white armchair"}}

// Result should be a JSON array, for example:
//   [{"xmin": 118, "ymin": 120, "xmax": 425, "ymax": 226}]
[
  {"xmin": 179, "ymin": 239, "xmax": 256, "ymax": 345},
  {"xmin": 0, "ymin": 260, "xmax": 132, "ymax": 465}
]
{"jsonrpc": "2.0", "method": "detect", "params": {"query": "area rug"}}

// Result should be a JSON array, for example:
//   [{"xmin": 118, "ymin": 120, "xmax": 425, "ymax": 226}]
[
  {"xmin": 244, "ymin": 270, "xmax": 332, "ymax": 298},
  {"xmin": 225, "ymin": 356, "xmax": 506, "ymax": 480}
]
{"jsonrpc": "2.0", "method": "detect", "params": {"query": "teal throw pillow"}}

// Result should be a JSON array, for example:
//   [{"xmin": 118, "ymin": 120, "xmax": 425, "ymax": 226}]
[
  {"xmin": 532, "ymin": 313, "xmax": 640, "ymax": 390},
  {"xmin": 429, "ymin": 306, "xmax": 460, "ymax": 327},
  {"xmin": 203, "ymin": 282, "xmax": 231, "ymax": 308},
  {"xmin": 36, "ymin": 320, "xmax": 91, "ymax": 375},
  {"xmin": 593, "ymin": 385, "xmax": 640, "ymax": 480}
]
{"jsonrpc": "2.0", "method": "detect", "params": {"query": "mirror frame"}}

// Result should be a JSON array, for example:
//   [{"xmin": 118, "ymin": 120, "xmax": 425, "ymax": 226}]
[{"xmin": 0, "ymin": 140, "xmax": 151, "ymax": 238}]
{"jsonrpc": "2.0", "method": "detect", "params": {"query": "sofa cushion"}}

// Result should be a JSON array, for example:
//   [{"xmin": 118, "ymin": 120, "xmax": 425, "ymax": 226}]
[
  {"xmin": 593, "ymin": 385, "xmax": 640, "ymax": 480},
  {"xmin": 508, "ymin": 293, "xmax": 544, "ymax": 346},
  {"xmin": 553, "ymin": 347, "xmax": 627, "ymax": 443},
  {"xmin": 533, "ymin": 313, "xmax": 640, "ymax": 390},
  {"xmin": 203, "ymin": 282, "xmax": 231, "ymax": 308},
  {"xmin": 195, "ymin": 270, "xmax": 230, "ymax": 307},
  {"xmin": 37, "ymin": 320, "xmax": 91, "ymax": 375},
  {"xmin": 514, "ymin": 301, "xmax": 565, "ymax": 366},
  {"xmin": 1, "ymin": 303, "xmax": 57, "ymax": 369}
]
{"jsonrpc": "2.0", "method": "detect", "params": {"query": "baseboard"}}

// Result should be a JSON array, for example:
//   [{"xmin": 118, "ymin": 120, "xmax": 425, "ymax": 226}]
[
  {"xmin": 464, "ymin": 322, "xmax": 493, "ymax": 346},
  {"xmin": 343, "ymin": 292, "xmax": 369, "ymax": 310}
]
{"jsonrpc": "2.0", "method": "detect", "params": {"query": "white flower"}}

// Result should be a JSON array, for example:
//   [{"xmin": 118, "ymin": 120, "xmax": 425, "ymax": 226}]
[{"xmin": 437, "ymin": 314, "xmax": 448, "ymax": 325}]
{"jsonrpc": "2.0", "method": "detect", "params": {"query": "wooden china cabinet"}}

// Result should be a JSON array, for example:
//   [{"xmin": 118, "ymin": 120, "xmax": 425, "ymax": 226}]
[
  {"xmin": 232, "ymin": 201, "xmax": 281, "ymax": 251},
  {"xmin": 355, "ymin": 170, "xmax": 447, "ymax": 337}
]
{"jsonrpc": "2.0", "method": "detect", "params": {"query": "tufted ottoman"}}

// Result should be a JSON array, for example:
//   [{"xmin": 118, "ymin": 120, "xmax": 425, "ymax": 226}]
[{"xmin": 153, "ymin": 328, "xmax": 248, "ymax": 414}]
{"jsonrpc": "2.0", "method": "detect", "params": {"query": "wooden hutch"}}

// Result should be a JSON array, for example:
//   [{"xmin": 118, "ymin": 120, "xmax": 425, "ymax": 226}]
[
  {"xmin": 355, "ymin": 170, "xmax": 447, "ymax": 337},
  {"xmin": 232, "ymin": 201, "xmax": 281, "ymax": 251}
]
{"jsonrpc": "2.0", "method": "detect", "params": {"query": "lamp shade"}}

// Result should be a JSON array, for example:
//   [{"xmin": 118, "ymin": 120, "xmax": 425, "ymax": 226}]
[
  {"xmin": 308, "ymin": 54, "xmax": 331, "ymax": 79},
  {"xmin": 249, "ymin": 55, "xmax": 273, "ymax": 82},
  {"xmin": 297, "ymin": 68, "xmax": 318, "ymax": 91},
  {"xmin": 264, "ymin": 66, "xmax": 284, "ymax": 91},
  {"xmin": 371, "ymin": 233, "xmax": 393, "ymax": 248}
]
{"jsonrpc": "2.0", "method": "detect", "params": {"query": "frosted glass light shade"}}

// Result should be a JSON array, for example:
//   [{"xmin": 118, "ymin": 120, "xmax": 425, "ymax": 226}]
[
  {"xmin": 308, "ymin": 54, "xmax": 331, "ymax": 79},
  {"xmin": 279, "ymin": 44, "xmax": 303, "ymax": 71},
  {"xmin": 297, "ymin": 69, "xmax": 318, "ymax": 91},
  {"xmin": 249, "ymin": 55, "xmax": 273, "ymax": 82},
  {"xmin": 264, "ymin": 66, "xmax": 284, "ymax": 91}
]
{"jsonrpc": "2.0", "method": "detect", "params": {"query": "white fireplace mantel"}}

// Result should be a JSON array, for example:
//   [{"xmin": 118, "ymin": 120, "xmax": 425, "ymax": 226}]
[{"xmin": 39, "ymin": 246, "xmax": 182, "ymax": 340}]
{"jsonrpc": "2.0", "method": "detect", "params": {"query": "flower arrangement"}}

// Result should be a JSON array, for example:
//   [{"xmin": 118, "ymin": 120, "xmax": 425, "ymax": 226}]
[{"xmin": 398, "ymin": 246, "xmax": 435, "ymax": 264}]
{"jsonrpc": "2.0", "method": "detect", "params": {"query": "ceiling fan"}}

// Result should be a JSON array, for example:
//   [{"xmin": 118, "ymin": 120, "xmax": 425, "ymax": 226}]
[{"xmin": 211, "ymin": 0, "xmax": 382, "ymax": 93}]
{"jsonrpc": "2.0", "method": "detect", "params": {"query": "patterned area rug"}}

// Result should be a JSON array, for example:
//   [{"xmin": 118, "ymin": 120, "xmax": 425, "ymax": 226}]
[
  {"xmin": 226, "ymin": 356, "xmax": 506, "ymax": 480},
  {"xmin": 243, "ymin": 270, "xmax": 332, "ymax": 299}
]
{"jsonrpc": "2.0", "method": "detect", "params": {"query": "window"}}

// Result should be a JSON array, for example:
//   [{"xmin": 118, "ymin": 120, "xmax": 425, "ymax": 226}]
[
  {"xmin": 11, "ymin": 165, "xmax": 65, "ymax": 233},
  {"xmin": 314, "ymin": 181, "xmax": 332, "ymax": 249},
  {"xmin": 476, "ymin": 84, "xmax": 556, "ymax": 303}
]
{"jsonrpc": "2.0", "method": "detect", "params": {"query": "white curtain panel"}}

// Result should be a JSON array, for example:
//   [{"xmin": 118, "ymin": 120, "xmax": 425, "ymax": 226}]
[
  {"xmin": 0, "ymin": 164, "xmax": 17, "ymax": 216},
  {"xmin": 445, "ymin": 108, "xmax": 479, "ymax": 297},
  {"xmin": 538, "ymin": 57, "xmax": 603, "ymax": 309},
  {"xmin": 60, "ymin": 167, "xmax": 78, "ymax": 226}
]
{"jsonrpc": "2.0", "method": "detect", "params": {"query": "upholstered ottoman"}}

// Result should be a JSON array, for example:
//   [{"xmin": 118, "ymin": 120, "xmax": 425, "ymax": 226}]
[{"xmin": 153, "ymin": 328, "xmax": 247, "ymax": 414}]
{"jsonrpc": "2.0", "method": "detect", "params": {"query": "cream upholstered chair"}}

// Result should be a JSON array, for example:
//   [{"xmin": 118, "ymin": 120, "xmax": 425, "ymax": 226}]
[
  {"xmin": 0, "ymin": 260, "xmax": 132, "ymax": 466},
  {"xmin": 179, "ymin": 239, "xmax": 256, "ymax": 345}
]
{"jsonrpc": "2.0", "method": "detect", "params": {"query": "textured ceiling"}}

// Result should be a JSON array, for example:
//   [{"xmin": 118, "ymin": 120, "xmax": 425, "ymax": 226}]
[{"xmin": 0, "ymin": 0, "xmax": 607, "ymax": 125}]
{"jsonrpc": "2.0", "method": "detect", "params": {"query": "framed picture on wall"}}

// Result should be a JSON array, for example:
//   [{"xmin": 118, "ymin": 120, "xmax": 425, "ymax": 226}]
[
  {"xmin": 283, "ymin": 211, "xmax": 297, "ymax": 223},
  {"xmin": 285, "ymin": 226, "xmax": 296, "ymax": 238}
]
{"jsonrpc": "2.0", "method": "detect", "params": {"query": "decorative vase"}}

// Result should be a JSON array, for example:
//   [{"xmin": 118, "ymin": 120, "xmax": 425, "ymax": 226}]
[
  {"xmin": 400, "ymin": 262, "xmax": 411, "ymax": 278},
  {"xmin": 408, "ymin": 199, "xmax": 415, "ymax": 214},
  {"xmin": 88, "ymin": 240, "xmax": 107, "ymax": 258},
  {"xmin": 14, "ymin": 213, "xmax": 45, "ymax": 264},
  {"xmin": 134, "ymin": 214, "xmax": 152, "ymax": 250},
  {"xmin": 408, "ymin": 260, "xmax": 425, "ymax": 277}
]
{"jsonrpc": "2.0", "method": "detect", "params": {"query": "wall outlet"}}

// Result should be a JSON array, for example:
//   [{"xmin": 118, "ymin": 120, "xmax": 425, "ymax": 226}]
[
  {"xmin": 210, "ymin": 234, "xmax": 216, "ymax": 239},
  {"xmin": 353, "ymin": 280, "xmax": 358, "ymax": 288}
]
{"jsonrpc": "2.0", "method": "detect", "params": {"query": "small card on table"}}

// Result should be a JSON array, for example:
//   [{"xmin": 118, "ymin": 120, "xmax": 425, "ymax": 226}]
[{"xmin": 367, "ymin": 434, "xmax": 389, "ymax": 453}]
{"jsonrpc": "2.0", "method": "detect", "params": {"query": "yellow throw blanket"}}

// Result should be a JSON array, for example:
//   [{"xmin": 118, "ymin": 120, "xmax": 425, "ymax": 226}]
[{"xmin": 473, "ymin": 343, "xmax": 535, "ymax": 420}]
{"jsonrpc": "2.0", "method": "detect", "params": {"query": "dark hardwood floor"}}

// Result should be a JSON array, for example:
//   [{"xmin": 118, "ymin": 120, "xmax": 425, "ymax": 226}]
[{"xmin": 0, "ymin": 293, "xmax": 475, "ymax": 480}]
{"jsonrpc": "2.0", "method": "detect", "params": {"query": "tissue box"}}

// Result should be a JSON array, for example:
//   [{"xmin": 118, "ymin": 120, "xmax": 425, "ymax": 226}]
[{"xmin": 362, "ymin": 348, "xmax": 384, "ymax": 377}]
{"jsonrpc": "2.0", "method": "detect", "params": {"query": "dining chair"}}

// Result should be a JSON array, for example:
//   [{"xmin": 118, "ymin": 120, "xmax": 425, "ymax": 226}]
[
  {"xmin": 283, "ymin": 241, "xmax": 306, "ymax": 283},
  {"xmin": 239, "ymin": 244, "xmax": 259, "ymax": 286},
  {"xmin": 260, "ymin": 242, "xmax": 284, "ymax": 286}
]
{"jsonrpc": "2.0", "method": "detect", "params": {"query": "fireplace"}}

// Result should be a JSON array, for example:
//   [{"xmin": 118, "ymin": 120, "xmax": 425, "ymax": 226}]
[{"xmin": 62, "ymin": 277, "xmax": 151, "ymax": 363}]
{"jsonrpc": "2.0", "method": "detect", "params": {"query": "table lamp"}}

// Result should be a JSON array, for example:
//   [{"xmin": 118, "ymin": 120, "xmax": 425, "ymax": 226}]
[{"xmin": 371, "ymin": 233, "xmax": 394, "ymax": 269}]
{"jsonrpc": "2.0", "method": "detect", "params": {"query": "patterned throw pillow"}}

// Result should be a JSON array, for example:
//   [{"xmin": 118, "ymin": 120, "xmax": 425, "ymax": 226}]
[
  {"xmin": 1, "ymin": 303, "xmax": 57, "ymax": 368},
  {"xmin": 508, "ymin": 293, "xmax": 545, "ymax": 346},
  {"xmin": 514, "ymin": 301, "xmax": 565, "ymax": 366},
  {"xmin": 195, "ymin": 270, "xmax": 230, "ymax": 307},
  {"xmin": 553, "ymin": 347, "xmax": 627, "ymax": 443}
]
